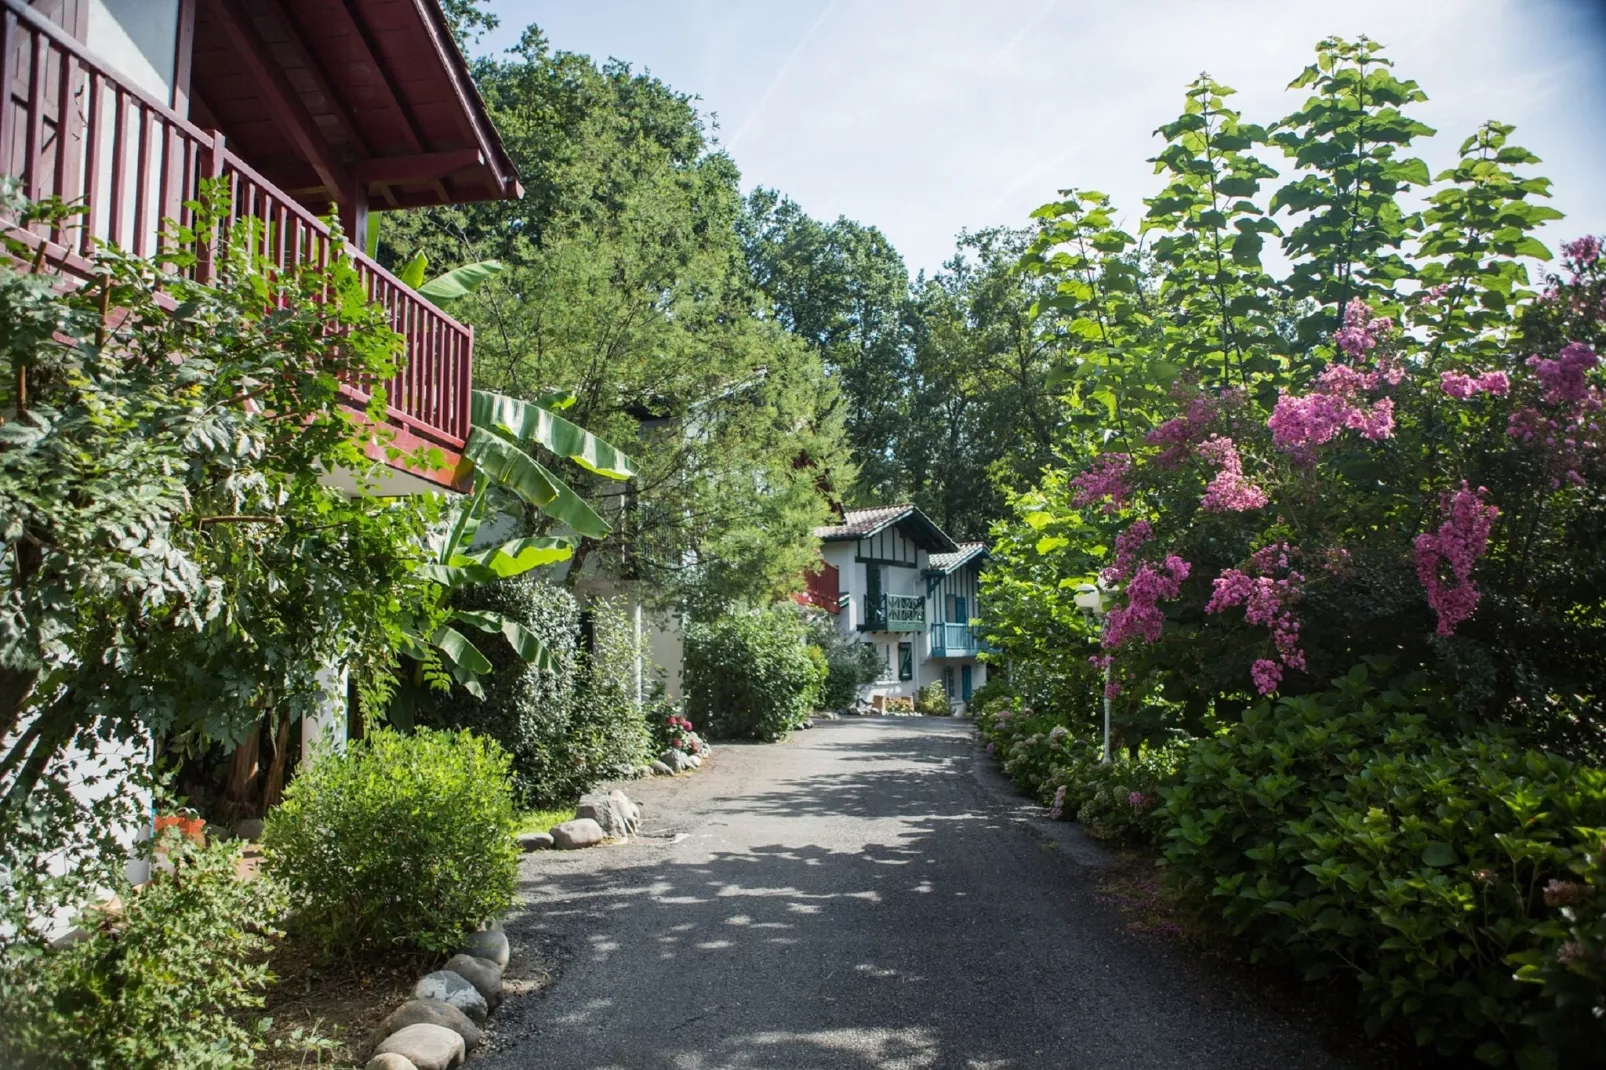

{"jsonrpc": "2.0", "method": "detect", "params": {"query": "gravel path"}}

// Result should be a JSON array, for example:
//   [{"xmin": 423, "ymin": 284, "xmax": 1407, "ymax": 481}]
[{"xmin": 478, "ymin": 717, "xmax": 1365, "ymax": 1069}]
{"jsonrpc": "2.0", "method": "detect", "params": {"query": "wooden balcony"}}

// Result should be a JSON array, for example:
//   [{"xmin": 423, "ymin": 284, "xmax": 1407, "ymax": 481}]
[
  {"xmin": 862, "ymin": 593, "xmax": 925, "ymax": 633},
  {"xmin": 798, "ymin": 561, "xmax": 843, "ymax": 614},
  {"xmin": 0, "ymin": 1, "xmax": 472, "ymax": 491}
]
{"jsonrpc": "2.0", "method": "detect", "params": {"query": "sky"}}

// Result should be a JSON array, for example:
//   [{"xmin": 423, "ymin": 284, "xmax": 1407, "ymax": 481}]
[{"xmin": 476, "ymin": 1, "xmax": 1606, "ymax": 277}]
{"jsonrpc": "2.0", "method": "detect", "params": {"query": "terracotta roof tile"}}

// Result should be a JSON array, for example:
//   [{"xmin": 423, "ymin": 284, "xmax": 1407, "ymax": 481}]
[{"xmin": 928, "ymin": 541, "xmax": 987, "ymax": 573}]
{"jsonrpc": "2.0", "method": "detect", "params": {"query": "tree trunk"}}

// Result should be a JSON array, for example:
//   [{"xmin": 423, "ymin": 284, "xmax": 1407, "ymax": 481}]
[
  {"xmin": 221, "ymin": 718, "xmax": 263, "ymax": 821},
  {"xmin": 262, "ymin": 715, "xmax": 292, "ymax": 810}
]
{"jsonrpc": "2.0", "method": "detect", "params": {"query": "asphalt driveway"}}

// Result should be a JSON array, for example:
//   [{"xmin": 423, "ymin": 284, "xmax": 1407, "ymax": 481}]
[{"xmin": 477, "ymin": 717, "xmax": 1366, "ymax": 1070}]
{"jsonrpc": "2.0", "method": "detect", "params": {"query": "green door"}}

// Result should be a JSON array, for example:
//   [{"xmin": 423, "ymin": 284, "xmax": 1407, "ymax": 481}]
[
  {"xmin": 961, "ymin": 664, "xmax": 973, "ymax": 701},
  {"xmin": 865, "ymin": 564, "xmax": 882, "ymax": 627},
  {"xmin": 955, "ymin": 596, "xmax": 967, "ymax": 623}
]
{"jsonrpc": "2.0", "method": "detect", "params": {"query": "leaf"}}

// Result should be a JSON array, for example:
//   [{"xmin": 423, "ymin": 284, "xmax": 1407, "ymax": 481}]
[
  {"xmin": 417, "ymin": 260, "xmax": 504, "ymax": 302},
  {"xmin": 456, "ymin": 536, "xmax": 575, "ymax": 577},
  {"xmin": 1036, "ymin": 536, "xmax": 1069, "ymax": 555},
  {"xmin": 416, "ymin": 561, "xmax": 499, "ymax": 588},
  {"xmin": 461, "ymin": 430, "xmax": 611, "ymax": 538},
  {"xmin": 471, "ymin": 390, "xmax": 635, "ymax": 479},
  {"xmin": 432, "ymin": 625, "xmax": 492, "ymax": 676},
  {"xmin": 398, "ymin": 252, "xmax": 428, "ymax": 291},
  {"xmin": 1421, "ymin": 842, "xmax": 1456, "ymax": 867}
]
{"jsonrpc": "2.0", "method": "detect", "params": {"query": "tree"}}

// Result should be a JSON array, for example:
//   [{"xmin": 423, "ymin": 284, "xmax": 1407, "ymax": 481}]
[{"xmin": 381, "ymin": 28, "xmax": 850, "ymax": 614}]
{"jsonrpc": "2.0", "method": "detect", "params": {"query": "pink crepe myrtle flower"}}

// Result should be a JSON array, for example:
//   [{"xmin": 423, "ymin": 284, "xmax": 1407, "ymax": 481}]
[
  {"xmin": 1440, "ymin": 370, "xmax": 1512, "ymax": 399},
  {"xmin": 1104, "ymin": 556, "xmax": 1191, "ymax": 648},
  {"xmin": 1146, "ymin": 396, "xmax": 1218, "ymax": 466},
  {"xmin": 1206, "ymin": 544, "xmax": 1307, "ymax": 692},
  {"xmin": 1197, "ymin": 436, "xmax": 1269, "ymax": 513},
  {"xmin": 1049, "ymin": 785, "xmax": 1068, "ymax": 820},
  {"xmin": 1527, "ymin": 342, "xmax": 1599, "ymax": 406},
  {"xmin": 1070, "ymin": 453, "xmax": 1133, "ymax": 513},
  {"xmin": 1413, "ymin": 483, "xmax": 1499, "ymax": 636},
  {"xmin": 1102, "ymin": 520, "xmax": 1154, "ymax": 584},
  {"xmin": 1562, "ymin": 235, "xmax": 1601, "ymax": 268},
  {"xmin": 1333, "ymin": 297, "xmax": 1395, "ymax": 359},
  {"xmin": 1250, "ymin": 659, "xmax": 1283, "ymax": 695}
]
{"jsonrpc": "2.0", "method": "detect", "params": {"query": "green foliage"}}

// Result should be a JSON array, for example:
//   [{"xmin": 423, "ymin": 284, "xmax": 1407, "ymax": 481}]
[
  {"xmin": 0, "ymin": 832, "xmax": 285, "ymax": 1070},
  {"xmin": 572, "ymin": 598, "xmax": 655, "ymax": 779},
  {"xmin": 263, "ymin": 727, "xmax": 518, "ymax": 954},
  {"xmin": 380, "ymin": 34, "xmax": 847, "ymax": 614},
  {"xmin": 416, "ymin": 577, "xmax": 579, "ymax": 805},
  {"xmin": 808, "ymin": 616, "xmax": 882, "ymax": 710},
  {"xmin": 1156, "ymin": 666, "xmax": 1605, "ymax": 1064},
  {"xmin": 684, "ymin": 608, "xmax": 826, "ymax": 740},
  {"xmin": 0, "ymin": 181, "xmax": 432, "ymax": 796},
  {"xmin": 915, "ymin": 681, "xmax": 951, "ymax": 716}
]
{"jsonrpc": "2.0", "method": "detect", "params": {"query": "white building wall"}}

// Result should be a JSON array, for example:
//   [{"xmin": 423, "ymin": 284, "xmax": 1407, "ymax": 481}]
[{"xmin": 86, "ymin": 0, "xmax": 179, "ymax": 102}]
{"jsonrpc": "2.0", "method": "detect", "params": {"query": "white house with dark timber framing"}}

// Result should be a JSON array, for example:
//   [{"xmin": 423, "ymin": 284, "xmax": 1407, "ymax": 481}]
[{"xmin": 807, "ymin": 505, "xmax": 990, "ymax": 709}]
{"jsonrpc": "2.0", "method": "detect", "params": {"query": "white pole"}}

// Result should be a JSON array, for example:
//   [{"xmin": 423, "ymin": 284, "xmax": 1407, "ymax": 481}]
[{"xmin": 1101, "ymin": 657, "xmax": 1112, "ymax": 765}]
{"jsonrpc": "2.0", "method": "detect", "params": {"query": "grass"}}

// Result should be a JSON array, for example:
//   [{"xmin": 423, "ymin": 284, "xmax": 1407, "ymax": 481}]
[{"xmin": 514, "ymin": 806, "xmax": 576, "ymax": 835}]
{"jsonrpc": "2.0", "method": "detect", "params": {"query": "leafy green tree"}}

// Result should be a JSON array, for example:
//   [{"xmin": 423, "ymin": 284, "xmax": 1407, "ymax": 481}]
[{"xmin": 382, "ymin": 29, "xmax": 849, "ymax": 615}]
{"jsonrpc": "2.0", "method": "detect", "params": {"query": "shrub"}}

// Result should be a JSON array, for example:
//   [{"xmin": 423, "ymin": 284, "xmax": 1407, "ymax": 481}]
[
  {"xmin": 808, "ymin": 618, "xmax": 882, "ymax": 709},
  {"xmin": 883, "ymin": 696, "xmax": 914, "ymax": 713},
  {"xmin": 915, "ymin": 682, "xmax": 951, "ymax": 716},
  {"xmin": 417, "ymin": 576, "xmax": 580, "ymax": 805},
  {"xmin": 1156, "ymin": 666, "xmax": 1606, "ymax": 1065},
  {"xmin": 0, "ymin": 832, "xmax": 284, "ymax": 1070},
  {"xmin": 263, "ymin": 727, "xmax": 518, "ymax": 954},
  {"xmin": 572, "ymin": 598, "xmax": 654, "ymax": 781},
  {"xmin": 684, "ymin": 607, "xmax": 825, "ymax": 740}
]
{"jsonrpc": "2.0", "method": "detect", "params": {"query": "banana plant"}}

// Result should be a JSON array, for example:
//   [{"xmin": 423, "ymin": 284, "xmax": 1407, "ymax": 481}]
[{"xmin": 387, "ymin": 250, "xmax": 637, "ymax": 715}]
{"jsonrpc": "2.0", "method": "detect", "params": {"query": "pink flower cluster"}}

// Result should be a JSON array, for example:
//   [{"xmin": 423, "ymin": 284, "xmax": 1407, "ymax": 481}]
[
  {"xmin": 1440, "ymin": 370, "xmax": 1511, "ymax": 399},
  {"xmin": 1528, "ymin": 342, "xmax": 1599, "ymax": 406},
  {"xmin": 1196, "ymin": 436, "xmax": 1269, "ymax": 513},
  {"xmin": 1268, "ymin": 301, "xmax": 1401, "ymax": 457},
  {"xmin": 1146, "ymin": 395, "xmax": 1218, "ymax": 467},
  {"xmin": 1562, "ymin": 236, "xmax": 1601, "ymax": 268},
  {"xmin": 1334, "ymin": 297, "xmax": 1395, "ymax": 359},
  {"xmin": 1102, "ymin": 519, "xmax": 1154, "ymax": 584},
  {"xmin": 1049, "ymin": 785, "xmax": 1068, "ymax": 820},
  {"xmin": 1070, "ymin": 453, "xmax": 1133, "ymax": 513},
  {"xmin": 1507, "ymin": 342, "xmax": 1602, "ymax": 488},
  {"xmin": 1104, "ymin": 556, "xmax": 1191, "ymax": 648},
  {"xmin": 1413, "ymin": 484, "xmax": 1498, "ymax": 636},
  {"xmin": 1205, "ymin": 543, "xmax": 1307, "ymax": 695}
]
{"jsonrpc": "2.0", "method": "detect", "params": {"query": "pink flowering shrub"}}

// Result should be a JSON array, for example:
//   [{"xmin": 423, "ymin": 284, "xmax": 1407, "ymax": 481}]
[{"xmin": 1413, "ymin": 484, "xmax": 1499, "ymax": 636}]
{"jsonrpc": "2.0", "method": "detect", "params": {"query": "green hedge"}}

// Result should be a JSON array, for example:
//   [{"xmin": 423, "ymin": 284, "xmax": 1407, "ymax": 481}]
[
  {"xmin": 684, "ymin": 607, "xmax": 825, "ymax": 740},
  {"xmin": 1157, "ymin": 669, "xmax": 1605, "ymax": 1066},
  {"xmin": 418, "ymin": 579, "xmax": 651, "ymax": 805}
]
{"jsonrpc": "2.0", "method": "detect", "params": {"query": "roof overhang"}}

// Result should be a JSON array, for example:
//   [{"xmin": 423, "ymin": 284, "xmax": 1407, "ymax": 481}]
[
  {"xmin": 819, "ymin": 506, "xmax": 959, "ymax": 553},
  {"xmin": 189, "ymin": 0, "xmax": 522, "ymax": 215},
  {"xmin": 925, "ymin": 544, "xmax": 989, "ymax": 576}
]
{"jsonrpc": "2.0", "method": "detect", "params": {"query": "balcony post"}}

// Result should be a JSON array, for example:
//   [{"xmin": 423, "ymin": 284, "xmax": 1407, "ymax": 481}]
[{"xmin": 196, "ymin": 129, "xmax": 225, "ymax": 283}]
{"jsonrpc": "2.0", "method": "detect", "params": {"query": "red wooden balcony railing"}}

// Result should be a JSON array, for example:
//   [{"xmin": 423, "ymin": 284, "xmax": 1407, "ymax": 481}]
[
  {"xmin": 798, "ymin": 560, "xmax": 842, "ymax": 613},
  {"xmin": 0, "ymin": 0, "xmax": 472, "ymax": 467}
]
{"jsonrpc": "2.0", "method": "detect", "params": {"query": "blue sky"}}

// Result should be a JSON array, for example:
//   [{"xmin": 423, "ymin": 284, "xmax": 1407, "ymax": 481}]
[{"xmin": 476, "ymin": 1, "xmax": 1606, "ymax": 277}]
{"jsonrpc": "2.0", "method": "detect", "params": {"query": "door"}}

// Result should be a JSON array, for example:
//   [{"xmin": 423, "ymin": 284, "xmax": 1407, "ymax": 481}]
[
  {"xmin": 955, "ymin": 596, "xmax": 968, "ymax": 624},
  {"xmin": 961, "ymin": 664, "xmax": 973, "ymax": 702}
]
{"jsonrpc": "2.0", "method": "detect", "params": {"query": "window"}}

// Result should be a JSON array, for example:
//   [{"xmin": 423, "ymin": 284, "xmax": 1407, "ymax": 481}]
[
  {"xmin": 944, "ymin": 667, "xmax": 955, "ymax": 696},
  {"xmin": 878, "ymin": 643, "xmax": 895, "ymax": 682},
  {"xmin": 897, "ymin": 642, "xmax": 913, "ymax": 681}
]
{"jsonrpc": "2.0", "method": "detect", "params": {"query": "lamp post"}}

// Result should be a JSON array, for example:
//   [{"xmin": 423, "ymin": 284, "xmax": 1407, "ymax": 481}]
[{"xmin": 1074, "ymin": 582, "xmax": 1114, "ymax": 765}]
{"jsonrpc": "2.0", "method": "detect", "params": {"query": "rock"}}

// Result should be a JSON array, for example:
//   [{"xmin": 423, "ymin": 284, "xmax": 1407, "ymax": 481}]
[
  {"xmin": 366, "ymin": 1054, "xmax": 419, "ymax": 1070},
  {"xmin": 413, "ymin": 971, "xmax": 487, "ymax": 1024},
  {"xmin": 459, "ymin": 928, "xmax": 509, "ymax": 969},
  {"xmin": 373, "ymin": 999, "xmax": 481, "ymax": 1053},
  {"xmin": 233, "ymin": 818, "xmax": 265, "ymax": 841},
  {"xmin": 549, "ymin": 818, "xmax": 605, "ymax": 849},
  {"xmin": 576, "ymin": 793, "xmax": 632, "ymax": 839},
  {"xmin": 609, "ymin": 789, "xmax": 641, "ymax": 834},
  {"xmin": 372, "ymin": 1023, "xmax": 464, "ymax": 1070},
  {"xmin": 477, "ymin": 917, "xmax": 503, "ymax": 932},
  {"xmin": 799, "ymin": 719, "xmax": 815, "ymax": 729},
  {"xmin": 686, "ymin": 753, "xmax": 703, "ymax": 768},
  {"xmin": 443, "ymin": 953, "xmax": 502, "ymax": 1007},
  {"xmin": 649, "ymin": 760, "xmax": 673, "ymax": 776},
  {"xmin": 660, "ymin": 748, "xmax": 694, "ymax": 773},
  {"xmin": 517, "ymin": 831, "xmax": 553, "ymax": 852}
]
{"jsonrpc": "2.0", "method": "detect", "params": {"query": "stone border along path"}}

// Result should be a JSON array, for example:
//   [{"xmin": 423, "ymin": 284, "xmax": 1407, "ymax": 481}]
[{"xmin": 363, "ymin": 789, "xmax": 647, "ymax": 1070}]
